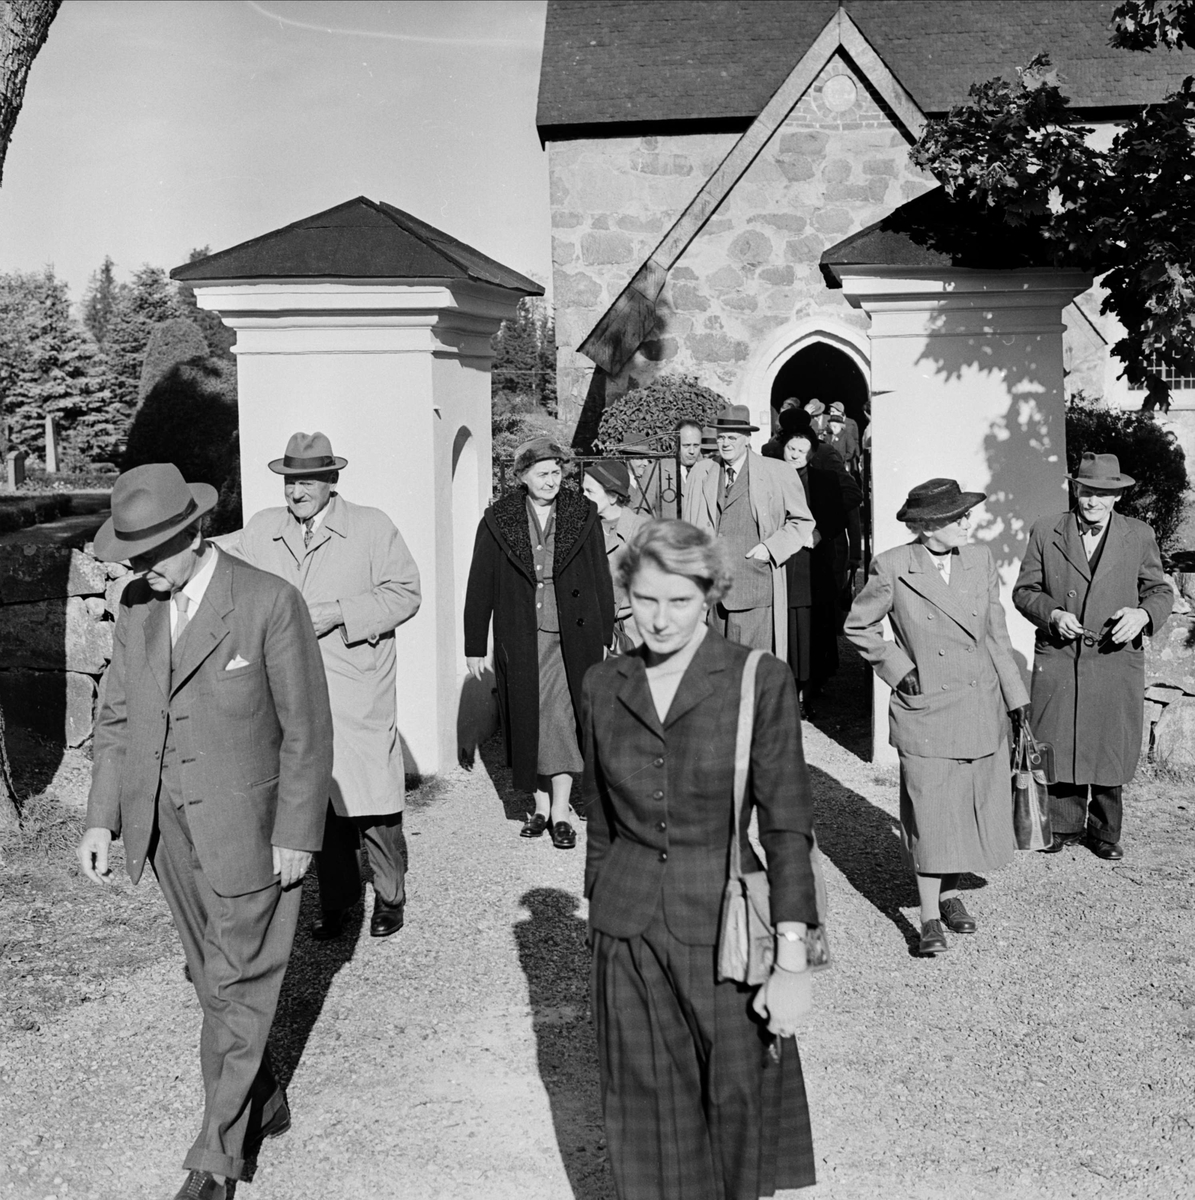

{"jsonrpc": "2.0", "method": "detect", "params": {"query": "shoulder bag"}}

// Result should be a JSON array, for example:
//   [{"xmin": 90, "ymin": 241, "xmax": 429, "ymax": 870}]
[{"xmin": 716, "ymin": 650, "xmax": 832, "ymax": 985}]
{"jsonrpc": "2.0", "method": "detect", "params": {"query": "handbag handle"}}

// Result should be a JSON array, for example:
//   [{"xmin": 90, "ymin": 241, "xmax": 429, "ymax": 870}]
[{"xmin": 728, "ymin": 649, "xmax": 764, "ymax": 883}]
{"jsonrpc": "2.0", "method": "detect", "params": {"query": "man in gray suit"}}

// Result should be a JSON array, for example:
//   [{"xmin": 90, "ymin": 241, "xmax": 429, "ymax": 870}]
[{"xmin": 77, "ymin": 463, "xmax": 333, "ymax": 1200}]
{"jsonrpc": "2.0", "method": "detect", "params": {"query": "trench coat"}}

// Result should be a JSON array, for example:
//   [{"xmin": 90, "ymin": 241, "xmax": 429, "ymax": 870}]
[
  {"xmin": 602, "ymin": 505, "xmax": 651, "ymax": 619},
  {"xmin": 1012, "ymin": 510, "xmax": 1172, "ymax": 785},
  {"xmin": 682, "ymin": 449, "xmax": 816, "ymax": 659},
  {"xmin": 464, "ymin": 487, "xmax": 615, "ymax": 793},
  {"xmin": 845, "ymin": 542, "xmax": 1029, "ymax": 758},
  {"xmin": 220, "ymin": 493, "xmax": 421, "ymax": 818}
]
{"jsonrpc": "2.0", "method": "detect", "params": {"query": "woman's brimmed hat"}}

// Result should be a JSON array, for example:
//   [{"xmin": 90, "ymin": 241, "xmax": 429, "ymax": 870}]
[
  {"xmin": 514, "ymin": 436, "xmax": 572, "ymax": 475},
  {"xmin": 93, "ymin": 462, "xmax": 218, "ymax": 562},
  {"xmin": 268, "ymin": 431, "xmax": 347, "ymax": 475},
  {"xmin": 586, "ymin": 459, "xmax": 631, "ymax": 500},
  {"xmin": 1067, "ymin": 452, "xmax": 1134, "ymax": 491},
  {"xmin": 897, "ymin": 478, "xmax": 986, "ymax": 524}
]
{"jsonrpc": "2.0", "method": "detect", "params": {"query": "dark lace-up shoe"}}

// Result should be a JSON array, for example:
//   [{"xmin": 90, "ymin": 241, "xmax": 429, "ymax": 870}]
[
  {"xmin": 171, "ymin": 1171, "xmax": 225, "ymax": 1200},
  {"xmin": 918, "ymin": 919, "xmax": 949, "ymax": 956},
  {"xmin": 939, "ymin": 897, "xmax": 977, "ymax": 934}
]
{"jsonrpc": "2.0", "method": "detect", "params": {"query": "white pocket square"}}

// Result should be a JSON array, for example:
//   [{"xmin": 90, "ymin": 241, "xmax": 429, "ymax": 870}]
[{"xmin": 225, "ymin": 655, "xmax": 251, "ymax": 670}]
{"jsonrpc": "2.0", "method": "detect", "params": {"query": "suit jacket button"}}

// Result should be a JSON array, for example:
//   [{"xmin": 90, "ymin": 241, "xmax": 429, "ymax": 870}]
[
  {"xmin": 927, "ymin": 613, "xmax": 934, "ymax": 620},
  {"xmin": 576, "ymin": 618, "xmax": 585, "ymax": 626},
  {"xmin": 1067, "ymin": 590, "xmax": 1077, "ymax": 597},
  {"xmin": 572, "ymin": 589, "xmax": 580, "ymax": 597},
  {"xmin": 938, "ymin": 649, "xmax": 945, "ymax": 655},
  {"xmin": 653, "ymin": 790, "xmax": 663, "ymax": 799},
  {"xmin": 941, "ymin": 684, "xmax": 947, "ymax": 691},
  {"xmin": 659, "ymin": 851, "xmax": 668, "ymax": 863},
  {"xmin": 657, "ymin": 820, "xmax": 667, "ymax": 832},
  {"xmin": 654, "ymin": 757, "xmax": 664, "ymax": 767}
]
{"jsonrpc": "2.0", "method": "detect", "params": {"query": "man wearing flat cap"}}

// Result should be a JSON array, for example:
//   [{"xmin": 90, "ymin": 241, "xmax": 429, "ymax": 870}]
[
  {"xmin": 683, "ymin": 404, "xmax": 815, "ymax": 655},
  {"xmin": 220, "ymin": 432, "xmax": 421, "ymax": 940},
  {"xmin": 77, "ymin": 462, "xmax": 333, "ymax": 1200},
  {"xmin": 1014, "ymin": 453, "xmax": 1172, "ymax": 860}
]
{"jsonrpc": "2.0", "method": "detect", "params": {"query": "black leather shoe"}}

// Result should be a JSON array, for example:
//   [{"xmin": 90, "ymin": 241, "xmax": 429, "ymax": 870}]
[
  {"xmin": 172, "ymin": 1171, "xmax": 226, "ymax": 1200},
  {"xmin": 370, "ymin": 896, "xmax": 405, "ymax": 938},
  {"xmin": 311, "ymin": 909, "xmax": 346, "ymax": 940},
  {"xmin": 520, "ymin": 812, "xmax": 549, "ymax": 838},
  {"xmin": 939, "ymin": 896, "xmax": 977, "ymax": 934},
  {"xmin": 1041, "ymin": 832, "xmax": 1083, "ymax": 854},
  {"xmin": 1086, "ymin": 836, "xmax": 1124, "ymax": 860},
  {"xmin": 245, "ymin": 1093, "xmax": 291, "ymax": 1158},
  {"xmin": 550, "ymin": 820, "xmax": 577, "ymax": 850},
  {"xmin": 918, "ymin": 919, "xmax": 948, "ymax": 956}
]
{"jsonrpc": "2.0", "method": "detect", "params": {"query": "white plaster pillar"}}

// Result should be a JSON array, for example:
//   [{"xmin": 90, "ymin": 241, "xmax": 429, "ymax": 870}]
[
  {"xmin": 833, "ymin": 266, "xmax": 1092, "ymax": 763},
  {"xmin": 189, "ymin": 279, "xmax": 521, "ymax": 776}
]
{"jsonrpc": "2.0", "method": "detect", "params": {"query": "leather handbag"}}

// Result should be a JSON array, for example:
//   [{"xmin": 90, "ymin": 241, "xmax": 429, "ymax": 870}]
[
  {"xmin": 1012, "ymin": 724, "xmax": 1054, "ymax": 851},
  {"xmin": 716, "ymin": 650, "xmax": 832, "ymax": 985}
]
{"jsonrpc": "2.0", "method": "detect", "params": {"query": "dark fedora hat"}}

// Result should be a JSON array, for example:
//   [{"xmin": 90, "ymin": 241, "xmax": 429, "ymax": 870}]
[
  {"xmin": 93, "ymin": 463, "xmax": 218, "ymax": 562},
  {"xmin": 713, "ymin": 404, "xmax": 759, "ymax": 433},
  {"xmin": 586, "ymin": 459, "xmax": 631, "ymax": 500},
  {"xmin": 268, "ymin": 431, "xmax": 348, "ymax": 475},
  {"xmin": 896, "ymin": 478, "xmax": 986, "ymax": 524},
  {"xmin": 1067, "ymin": 452, "xmax": 1134, "ymax": 491}
]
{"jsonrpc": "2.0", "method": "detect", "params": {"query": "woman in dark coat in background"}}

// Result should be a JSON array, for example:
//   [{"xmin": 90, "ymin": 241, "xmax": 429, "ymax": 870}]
[
  {"xmin": 465, "ymin": 438, "xmax": 614, "ymax": 848},
  {"xmin": 772, "ymin": 418, "xmax": 846, "ymax": 713}
]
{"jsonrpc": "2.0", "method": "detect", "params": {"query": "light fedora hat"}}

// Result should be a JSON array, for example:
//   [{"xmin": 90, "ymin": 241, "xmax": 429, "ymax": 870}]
[
  {"xmin": 268, "ymin": 431, "xmax": 348, "ymax": 476},
  {"xmin": 713, "ymin": 404, "xmax": 760, "ymax": 433},
  {"xmin": 1067, "ymin": 451, "xmax": 1135, "ymax": 491},
  {"xmin": 93, "ymin": 463, "xmax": 218, "ymax": 562}
]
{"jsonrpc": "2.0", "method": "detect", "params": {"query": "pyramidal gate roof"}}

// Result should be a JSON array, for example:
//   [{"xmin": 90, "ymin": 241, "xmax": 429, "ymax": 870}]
[{"xmin": 171, "ymin": 197, "xmax": 543, "ymax": 295}]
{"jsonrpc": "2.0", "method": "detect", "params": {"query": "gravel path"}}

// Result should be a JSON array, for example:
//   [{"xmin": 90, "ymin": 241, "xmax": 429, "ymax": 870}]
[{"xmin": 2, "ymin": 697, "xmax": 1194, "ymax": 1199}]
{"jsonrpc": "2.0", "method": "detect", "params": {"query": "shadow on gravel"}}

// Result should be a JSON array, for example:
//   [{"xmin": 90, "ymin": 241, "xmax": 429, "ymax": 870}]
[
  {"xmin": 515, "ymin": 887, "xmax": 612, "ymax": 1200},
  {"xmin": 268, "ymin": 880, "xmax": 364, "ymax": 1090},
  {"xmin": 807, "ymin": 638, "xmax": 873, "ymax": 761},
  {"xmin": 811, "ymin": 765, "xmax": 990, "ymax": 955},
  {"xmin": 478, "ymin": 733, "xmax": 533, "ymax": 823}
]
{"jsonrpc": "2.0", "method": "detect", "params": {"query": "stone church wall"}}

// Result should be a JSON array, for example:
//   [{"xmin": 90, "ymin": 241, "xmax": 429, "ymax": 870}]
[{"xmin": 549, "ymin": 53, "xmax": 936, "ymax": 423}]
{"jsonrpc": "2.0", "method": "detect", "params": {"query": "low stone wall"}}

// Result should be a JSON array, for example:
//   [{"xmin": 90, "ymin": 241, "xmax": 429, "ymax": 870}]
[
  {"xmin": 0, "ymin": 543, "xmax": 129, "ymax": 746},
  {"xmin": 1144, "ymin": 614, "xmax": 1195, "ymax": 768}
]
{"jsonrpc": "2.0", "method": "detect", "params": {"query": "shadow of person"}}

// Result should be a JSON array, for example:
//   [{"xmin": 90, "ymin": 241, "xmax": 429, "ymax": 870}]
[
  {"xmin": 514, "ymin": 888, "xmax": 611, "ymax": 1200},
  {"xmin": 810, "ymin": 764, "xmax": 989, "ymax": 955},
  {"xmin": 477, "ymin": 732, "xmax": 533, "ymax": 823},
  {"xmin": 457, "ymin": 668, "xmax": 498, "ymax": 770},
  {"xmin": 807, "ymin": 637, "xmax": 873, "ymax": 760},
  {"xmin": 267, "ymin": 877, "xmax": 364, "ymax": 1090}
]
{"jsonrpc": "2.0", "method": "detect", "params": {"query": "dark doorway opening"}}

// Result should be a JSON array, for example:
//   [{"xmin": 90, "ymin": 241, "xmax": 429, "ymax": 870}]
[{"xmin": 769, "ymin": 341, "xmax": 869, "ymax": 434}]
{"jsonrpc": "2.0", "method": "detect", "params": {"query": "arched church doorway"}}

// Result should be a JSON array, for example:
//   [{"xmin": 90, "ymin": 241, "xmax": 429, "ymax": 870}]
[{"xmin": 769, "ymin": 340, "xmax": 869, "ymax": 433}]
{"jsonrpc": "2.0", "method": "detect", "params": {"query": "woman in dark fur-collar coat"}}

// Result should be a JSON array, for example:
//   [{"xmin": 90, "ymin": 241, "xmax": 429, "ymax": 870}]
[{"xmin": 465, "ymin": 438, "xmax": 615, "ymax": 845}]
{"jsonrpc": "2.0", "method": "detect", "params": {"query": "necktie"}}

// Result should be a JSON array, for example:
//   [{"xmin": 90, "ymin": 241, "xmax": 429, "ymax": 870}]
[
  {"xmin": 172, "ymin": 593, "xmax": 190, "ymax": 658},
  {"xmin": 724, "ymin": 465, "xmax": 736, "ymax": 498},
  {"xmin": 303, "ymin": 517, "xmax": 314, "ymax": 548}
]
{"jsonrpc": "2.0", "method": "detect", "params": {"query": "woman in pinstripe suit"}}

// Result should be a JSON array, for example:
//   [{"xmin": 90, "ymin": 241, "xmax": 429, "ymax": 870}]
[{"xmin": 846, "ymin": 480, "xmax": 1030, "ymax": 957}]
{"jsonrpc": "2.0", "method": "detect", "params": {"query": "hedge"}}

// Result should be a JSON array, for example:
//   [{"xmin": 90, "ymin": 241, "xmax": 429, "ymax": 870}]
[{"xmin": 0, "ymin": 494, "xmax": 73, "ymax": 534}]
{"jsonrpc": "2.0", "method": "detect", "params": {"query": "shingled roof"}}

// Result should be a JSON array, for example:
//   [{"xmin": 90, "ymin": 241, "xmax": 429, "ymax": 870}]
[
  {"xmin": 171, "ymin": 197, "xmax": 543, "ymax": 294},
  {"xmin": 538, "ymin": 0, "xmax": 1195, "ymax": 135}
]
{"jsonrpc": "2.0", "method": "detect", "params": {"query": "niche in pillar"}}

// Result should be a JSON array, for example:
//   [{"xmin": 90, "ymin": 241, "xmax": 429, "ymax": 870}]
[{"xmin": 173, "ymin": 197, "xmax": 540, "ymax": 775}]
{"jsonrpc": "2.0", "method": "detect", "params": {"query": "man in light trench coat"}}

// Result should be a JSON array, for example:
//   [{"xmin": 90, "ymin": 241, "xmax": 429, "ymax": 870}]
[
  {"xmin": 1013, "ymin": 453, "xmax": 1171, "ymax": 860},
  {"xmin": 682, "ymin": 404, "xmax": 815, "ymax": 657},
  {"xmin": 221, "ymin": 432, "xmax": 422, "ymax": 937}
]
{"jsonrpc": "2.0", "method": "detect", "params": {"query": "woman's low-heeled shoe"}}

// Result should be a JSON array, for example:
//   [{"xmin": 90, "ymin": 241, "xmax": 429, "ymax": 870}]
[
  {"xmin": 918, "ymin": 919, "xmax": 949, "ymax": 956},
  {"xmin": 520, "ymin": 813, "xmax": 549, "ymax": 838},
  {"xmin": 939, "ymin": 896, "xmax": 977, "ymax": 934},
  {"xmin": 550, "ymin": 820, "xmax": 577, "ymax": 849}
]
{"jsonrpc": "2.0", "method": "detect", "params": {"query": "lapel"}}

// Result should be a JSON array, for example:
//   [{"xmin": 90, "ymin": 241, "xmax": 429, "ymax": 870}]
[
  {"xmin": 901, "ymin": 544, "xmax": 980, "ymax": 639},
  {"xmin": 171, "ymin": 551, "xmax": 234, "ymax": 695},
  {"xmin": 615, "ymin": 650, "xmax": 664, "ymax": 741},
  {"xmin": 661, "ymin": 630, "xmax": 724, "ymax": 729},
  {"xmin": 276, "ymin": 510, "xmax": 306, "ymax": 568},
  {"xmin": 143, "ymin": 591, "xmax": 172, "ymax": 703},
  {"xmin": 1052, "ymin": 512, "xmax": 1092, "ymax": 582},
  {"xmin": 1091, "ymin": 510, "xmax": 1130, "ymax": 584},
  {"xmin": 700, "ymin": 459, "xmax": 720, "ymax": 525}
]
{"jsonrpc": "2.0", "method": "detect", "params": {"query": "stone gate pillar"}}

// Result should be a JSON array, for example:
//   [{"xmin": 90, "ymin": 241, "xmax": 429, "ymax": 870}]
[
  {"xmin": 826, "ymin": 264, "xmax": 1092, "ymax": 762},
  {"xmin": 174, "ymin": 199, "xmax": 541, "ymax": 776}
]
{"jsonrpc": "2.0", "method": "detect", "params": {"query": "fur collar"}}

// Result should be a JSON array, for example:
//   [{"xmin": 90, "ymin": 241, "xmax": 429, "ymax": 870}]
[{"xmin": 488, "ymin": 487, "xmax": 595, "ymax": 577}]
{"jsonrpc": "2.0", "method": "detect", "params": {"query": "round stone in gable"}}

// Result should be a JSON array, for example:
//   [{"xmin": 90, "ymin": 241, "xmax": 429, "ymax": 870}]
[{"xmin": 822, "ymin": 75, "xmax": 859, "ymax": 112}]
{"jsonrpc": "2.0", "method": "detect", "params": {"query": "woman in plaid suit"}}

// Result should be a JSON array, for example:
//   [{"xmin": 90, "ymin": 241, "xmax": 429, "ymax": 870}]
[
  {"xmin": 845, "ymin": 479, "xmax": 1030, "ymax": 956},
  {"xmin": 581, "ymin": 520, "xmax": 819, "ymax": 1200}
]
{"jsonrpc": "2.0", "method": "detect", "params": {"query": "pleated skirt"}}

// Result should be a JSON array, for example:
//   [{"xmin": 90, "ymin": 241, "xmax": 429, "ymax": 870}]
[
  {"xmin": 898, "ymin": 746, "xmax": 1017, "ymax": 873},
  {"xmin": 536, "ymin": 629, "xmax": 583, "ymax": 776},
  {"xmin": 592, "ymin": 911, "xmax": 816, "ymax": 1200}
]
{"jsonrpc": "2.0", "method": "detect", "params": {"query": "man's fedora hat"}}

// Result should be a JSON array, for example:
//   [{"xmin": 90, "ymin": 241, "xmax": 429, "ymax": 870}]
[
  {"xmin": 1067, "ymin": 452, "xmax": 1135, "ymax": 491},
  {"xmin": 804, "ymin": 399, "xmax": 826, "ymax": 417},
  {"xmin": 268, "ymin": 431, "xmax": 348, "ymax": 475},
  {"xmin": 700, "ymin": 426, "xmax": 718, "ymax": 452},
  {"xmin": 896, "ymin": 478, "xmax": 986, "ymax": 524},
  {"xmin": 713, "ymin": 404, "xmax": 760, "ymax": 433},
  {"xmin": 93, "ymin": 463, "xmax": 218, "ymax": 562}
]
